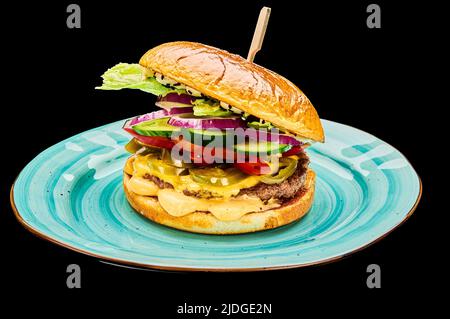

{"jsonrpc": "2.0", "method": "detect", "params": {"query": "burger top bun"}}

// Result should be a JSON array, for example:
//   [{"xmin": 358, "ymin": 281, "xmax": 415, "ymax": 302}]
[{"xmin": 140, "ymin": 41, "xmax": 324, "ymax": 142}]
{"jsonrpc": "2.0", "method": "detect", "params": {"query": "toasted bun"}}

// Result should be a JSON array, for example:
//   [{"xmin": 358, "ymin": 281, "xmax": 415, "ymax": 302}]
[
  {"xmin": 123, "ymin": 170, "xmax": 316, "ymax": 235},
  {"xmin": 139, "ymin": 42, "xmax": 324, "ymax": 142}
]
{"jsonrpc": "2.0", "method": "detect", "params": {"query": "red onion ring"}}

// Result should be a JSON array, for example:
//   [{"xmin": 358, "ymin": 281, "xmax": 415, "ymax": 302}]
[
  {"xmin": 129, "ymin": 108, "xmax": 193, "ymax": 126},
  {"xmin": 168, "ymin": 114, "xmax": 246, "ymax": 129},
  {"xmin": 235, "ymin": 130, "xmax": 303, "ymax": 146},
  {"xmin": 155, "ymin": 93, "xmax": 196, "ymax": 109}
]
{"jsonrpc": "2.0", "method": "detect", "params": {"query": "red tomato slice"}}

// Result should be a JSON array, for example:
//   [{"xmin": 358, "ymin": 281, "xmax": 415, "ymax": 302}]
[
  {"xmin": 176, "ymin": 139, "xmax": 237, "ymax": 164},
  {"xmin": 179, "ymin": 140, "xmax": 211, "ymax": 164},
  {"xmin": 234, "ymin": 161, "xmax": 271, "ymax": 175},
  {"xmin": 124, "ymin": 127, "xmax": 175, "ymax": 149},
  {"xmin": 282, "ymin": 145, "xmax": 303, "ymax": 157},
  {"xmin": 176, "ymin": 139, "xmax": 273, "ymax": 174}
]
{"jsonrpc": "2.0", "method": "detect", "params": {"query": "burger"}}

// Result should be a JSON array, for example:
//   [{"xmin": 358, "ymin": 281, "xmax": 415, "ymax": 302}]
[{"xmin": 97, "ymin": 41, "xmax": 324, "ymax": 234}]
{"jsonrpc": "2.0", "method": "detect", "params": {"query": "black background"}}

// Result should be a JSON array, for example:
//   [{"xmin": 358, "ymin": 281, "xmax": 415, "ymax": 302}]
[{"xmin": 2, "ymin": 0, "xmax": 441, "ymax": 315}]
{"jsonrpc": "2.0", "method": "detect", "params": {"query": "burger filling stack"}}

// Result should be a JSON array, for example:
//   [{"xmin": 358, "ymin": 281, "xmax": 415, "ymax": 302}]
[{"xmin": 97, "ymin": 42, "xmax": 324, "ymax": 234}]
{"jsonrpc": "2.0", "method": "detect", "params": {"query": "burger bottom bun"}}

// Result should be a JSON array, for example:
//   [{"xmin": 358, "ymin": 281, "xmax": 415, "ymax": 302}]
[{"xmin": 123, "ymin": 170, "xmax": 316, "ymax": 235}]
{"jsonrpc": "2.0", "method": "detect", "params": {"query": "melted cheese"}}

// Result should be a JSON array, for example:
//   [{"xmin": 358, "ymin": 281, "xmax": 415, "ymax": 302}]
[
  {"xmin": 157, "ymin": 189, "xmax": 280, "ymax": 221},
  {"xmin": 127, "ymin": 176, "xmax": 159, "ymax": 196},
  {"xmin": 124, "ymin": 155, "xmax": 291, "ymax": 221},
  {"xmin": 132, "ymin": 155, "xmax": 261, "ymax": 198},
  {"xmin": 124, "ymin": 157, "xmax": 135, "ymax": 175}
]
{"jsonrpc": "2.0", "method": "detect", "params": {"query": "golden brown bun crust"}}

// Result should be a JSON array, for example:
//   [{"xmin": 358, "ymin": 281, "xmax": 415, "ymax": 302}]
[
  {"xmin": 123, "ymin": 170, "xmax": 316, "ymax": 235},
  {"xmin": 139, "ymin": 42, "xmax": 324, "ymax": 142}
]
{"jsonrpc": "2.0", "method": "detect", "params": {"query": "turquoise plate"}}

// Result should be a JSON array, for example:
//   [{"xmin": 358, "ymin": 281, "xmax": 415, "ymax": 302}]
[{"xmin": 11, "ymin": 119, "xmax": 421, "ymax": 271}]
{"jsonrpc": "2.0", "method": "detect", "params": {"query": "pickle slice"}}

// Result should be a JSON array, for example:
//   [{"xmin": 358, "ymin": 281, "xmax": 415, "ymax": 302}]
[
  {"xmin": 189, "ymin": 167, "xmax": 247, "ymax": 187},
  {"xmin": 125, "ymin": 138, "xmax": 162, "ymax": 155},
  {"xmin": 260, "ymin": 158, "xmax": 298, "ymax": 184}
]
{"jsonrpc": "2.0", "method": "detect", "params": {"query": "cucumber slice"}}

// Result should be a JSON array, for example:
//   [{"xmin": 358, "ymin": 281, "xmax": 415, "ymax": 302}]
[
  {"xmin": 132, "ymin": 117, "xmax": 180, "ymax": 138},
  {"xmin": 187, "ymin": 129, "xmax": 229, "ymax": 146},
  {"xmin": 186, "ymin": 130, "xmax": 292, "ymax": 155},
  {"xmin": 234, "ymin": 142, "xmax": 292, "ymax": 155}
]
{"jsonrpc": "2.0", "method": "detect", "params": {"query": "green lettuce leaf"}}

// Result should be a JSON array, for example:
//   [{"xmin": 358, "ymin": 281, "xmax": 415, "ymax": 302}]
[
  {"xmin": 95, "ymin": 63, "xmax": 184, "ymax": 96},
  {"xmin": 192, "ymin": 99, "xmax": 233, "ymax": 117},
  {"xmin": 247, "ymin": 120, "xmax": 274, "ymax": 129}
]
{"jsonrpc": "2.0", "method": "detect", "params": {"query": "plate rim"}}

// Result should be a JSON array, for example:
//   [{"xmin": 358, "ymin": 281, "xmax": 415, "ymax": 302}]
[{"xmin": 10, "ymin": 178, "xmax": 422, "ymax": 272}]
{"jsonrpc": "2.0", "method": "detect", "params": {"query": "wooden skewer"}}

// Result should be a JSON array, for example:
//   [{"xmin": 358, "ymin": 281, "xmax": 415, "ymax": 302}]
[{"xmin": 247, "ymin": 7, "xmax": 271, "ymax": 62}]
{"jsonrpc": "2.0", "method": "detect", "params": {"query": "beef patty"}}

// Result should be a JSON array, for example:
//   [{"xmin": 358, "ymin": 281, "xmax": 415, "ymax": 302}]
[
  {"xmin": 143, "ymin": 173, "xmax": 173, "ymax": 189},
  {"xmin": 142, "ymin": 152, "xmax": 310, "ymax": 202},
  {"xmin": 238, "ymin": 152, "xmax": 309, "ymax": 202}
]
